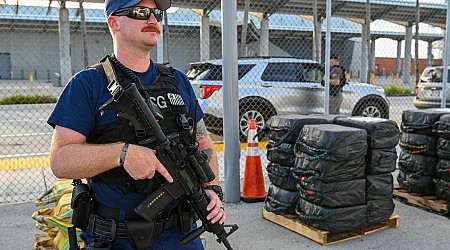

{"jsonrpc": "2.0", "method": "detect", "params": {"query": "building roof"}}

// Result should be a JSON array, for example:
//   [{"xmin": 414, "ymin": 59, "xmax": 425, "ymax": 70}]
[
  {"xmin": 0, "ymin": 3, "xmax": 444, "ymax": 42},
  {"xmin": 80, "ymin": 0, "xmax": 449, "ymax": 28}
]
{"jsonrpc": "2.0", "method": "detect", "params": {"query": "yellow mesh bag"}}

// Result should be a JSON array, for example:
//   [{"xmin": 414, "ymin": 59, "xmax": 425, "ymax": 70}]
[
  {"xmin": 32, "ymin": 179, "xmax": 85, "ymax": 250},
  {"xmin": 35, "ymin": 179, "xmax": 74, "ymax": 206}
]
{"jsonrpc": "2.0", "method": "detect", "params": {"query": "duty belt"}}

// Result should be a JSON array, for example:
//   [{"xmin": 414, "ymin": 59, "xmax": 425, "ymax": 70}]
[{"xmin": 88, "ymin": 203, "xmax": 179, "ymax": 241}]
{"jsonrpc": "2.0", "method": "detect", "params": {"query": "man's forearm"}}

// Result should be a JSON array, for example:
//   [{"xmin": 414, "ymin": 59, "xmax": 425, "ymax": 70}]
[
  {"xmin": 198, "ymin": 136, "xmax": 219, "ymax": 186},
  {"xmin": 194, "ymin": 119, "xmax": 220, "ymax": 185},
  {"xmin": 50, "ymin": 142, "xmax": 123, "ymax": 179}
]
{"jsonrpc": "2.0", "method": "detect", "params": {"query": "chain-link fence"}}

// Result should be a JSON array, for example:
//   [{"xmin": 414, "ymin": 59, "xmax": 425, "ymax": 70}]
[{"xmin": 0, "ymin": 0, "xmax": 449, "ymax": 204}]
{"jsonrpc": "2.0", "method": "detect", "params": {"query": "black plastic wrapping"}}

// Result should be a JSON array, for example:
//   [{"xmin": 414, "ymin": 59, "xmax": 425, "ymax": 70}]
[
  {"xmin": 399, "ymin": 132, "xmax": 437, "ymax": 156},
  {"xmin": 333, "ymin": 116, "xmax": 400, "ymax": 149},
  {"xmin": 398, "ymin": 151, "xmax": 437, "ymax": 177},
  {"xmin": 366, "ymin": 198, "xmax": 395, "ymax": 226},
  {"xmin": 266, "ymin": 162, "xmax": 299, "ymax": 191},
  {"xmin": 296, "ymin": 124, "xmax": 368, "ymax": 162},
  {"xmin": 397, "ymin": 170, "xmax": 435, "ymax": 195},
  {"xmin": 436, "ymin": 158, "xmax": 450, "ymax": 182},
  {"xmin": 433, "ymin": 114, "xmax": 450, "ymax": 139},
  {"xmin": 366, "ymin": 174, "xmax": 394, "ymax": 201},
  {"xmin": 264, "ymin": 114, "xmax": 333, "ymax": 144},
  {"xmin": 366, "ymin": 148, "xmax": 397, "ymax": 175},
  {"xmin": 293, "ymin": 152, "xmax": 365, "ymax": 183},
  {"xmin": 437, "ymin": 137, "xmax": 450, "ymax": 159},
  {"xmin": 401, "ymin": 108, "xmax": 449, "ymax": 135},
  {"xmin": 266, "ymin": 141, "xmax": 296, "ymax": 167},
  {"xmin": 295, "ymin": 198, "xmax": 367, "ymax": 233},
  {"xmin": 264, "ymin": 183, "xmax": 300, "ymax": 215},
  {"xmin": 298, "ymin": 178, "xmax": 366, "ymax": 207},
  {"xmin": 434, "ymin": 179, "xmax": 450, "ymax": 201}
]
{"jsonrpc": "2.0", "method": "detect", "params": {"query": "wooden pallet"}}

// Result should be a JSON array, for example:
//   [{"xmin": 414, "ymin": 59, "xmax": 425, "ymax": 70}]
[
  {"xmin": 393, "ymin": 188, "xmax": 449, "ymax": 214},
  {"xmin": 262, "ymin": 209, "xmax": 400, "ymax": 246}
]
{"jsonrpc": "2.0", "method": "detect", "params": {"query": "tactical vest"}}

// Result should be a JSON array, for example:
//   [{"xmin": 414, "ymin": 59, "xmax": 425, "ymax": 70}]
[{"xmin": 87, "ymin": 56, "xmax": 195, "ymax": 195}]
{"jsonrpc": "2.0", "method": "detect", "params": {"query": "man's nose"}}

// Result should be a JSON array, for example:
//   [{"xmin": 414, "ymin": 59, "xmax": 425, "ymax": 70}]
[{"xmin": 146, "ymin": 12, "xmax": 159, "ymax": 23}]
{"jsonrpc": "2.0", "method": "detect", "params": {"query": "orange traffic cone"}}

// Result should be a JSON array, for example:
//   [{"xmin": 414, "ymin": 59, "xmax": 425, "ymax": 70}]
[{"xmin": 241, "ymin": 119, "xmax": 267, "ymax": 203}]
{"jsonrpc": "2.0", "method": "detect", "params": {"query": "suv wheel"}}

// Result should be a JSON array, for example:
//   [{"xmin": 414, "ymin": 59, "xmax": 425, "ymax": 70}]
[
  {"xmin": 353, "ymin": 97, "xmax": 389, "ymax": 118},
  {"xmin": 239, "ymin": 99, "xmax": 276, "ymax": 141}
]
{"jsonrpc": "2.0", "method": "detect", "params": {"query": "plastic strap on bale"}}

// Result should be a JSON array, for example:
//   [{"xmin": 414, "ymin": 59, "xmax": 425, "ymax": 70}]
[
  {"xmin": 433, "ymin": 121, "xmax": 450, "ymax": 138},
  {"xmin": 266, "ymin": 142, "xmax": 296, "ymax": 167},
  {"xmin": 401, "ymin": 123, "xmax": 432, "ymax": 133},
  {"xmin": 399, "ymin": 142, "xmax": 432, "ymax": 155},
  {"xmin": 295, "ymin": 142, "xmax": 328, "ymax": 160}
]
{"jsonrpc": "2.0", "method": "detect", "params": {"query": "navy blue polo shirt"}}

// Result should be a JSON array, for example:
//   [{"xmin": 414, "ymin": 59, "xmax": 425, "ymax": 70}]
[{"xmin": 47, "ymin": 60, "xmax": 204, "ymax": 211}]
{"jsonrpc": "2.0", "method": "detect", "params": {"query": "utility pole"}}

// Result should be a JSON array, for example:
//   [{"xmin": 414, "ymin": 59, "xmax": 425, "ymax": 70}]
[
  {"xmin": 79, "ymin": 0, "xmax": 89, "ymax": 67},
  {"xmin": 163, "ymin": 11, "xmax": 171, "ymax": 64},
  {"xmin": 365, "ymin": 0, "xmax": 371, "ymax": 84},
  {"xmin": 415, "ymin": 0, "xmax": 420, "ymax": 85},
  {"xmin": 240, "ymin": 0, "xmax": 250, "ymax": 57}
]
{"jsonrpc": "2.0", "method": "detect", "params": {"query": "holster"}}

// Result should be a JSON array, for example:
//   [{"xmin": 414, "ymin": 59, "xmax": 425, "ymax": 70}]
[
  {"xmin": 126, "ymin": 220, "xmax": 155, "ymax": 249},
  {"xmin": 71, "ymin": 183, "xmax": 93, "ymax": 230}
]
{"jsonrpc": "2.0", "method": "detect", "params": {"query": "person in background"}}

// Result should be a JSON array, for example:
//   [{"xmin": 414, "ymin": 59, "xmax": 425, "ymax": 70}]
[
  {"xmin": 47, "ymin": 0, "xmax": 225, "ymax": 249},
  {"xmin": 328, "ymin": 55, "xmax": 346, "ymax": 114}
]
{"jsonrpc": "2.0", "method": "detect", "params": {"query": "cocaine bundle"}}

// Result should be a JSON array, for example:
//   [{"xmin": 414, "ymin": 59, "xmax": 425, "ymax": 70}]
[{"xmin": 263, "ymin": 114, "xmax": 400, "ymax": 233}]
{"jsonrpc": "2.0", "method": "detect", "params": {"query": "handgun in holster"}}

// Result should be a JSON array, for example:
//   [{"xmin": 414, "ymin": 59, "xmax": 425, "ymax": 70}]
[{"xmin": 71, "ymin": 179, "xmax": 93, "ymax": 230}]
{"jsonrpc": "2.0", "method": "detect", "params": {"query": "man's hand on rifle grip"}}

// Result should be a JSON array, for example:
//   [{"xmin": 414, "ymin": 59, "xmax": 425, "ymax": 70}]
[
  {"xmin": 120, "ymin": 143, "xmax": 173, "ymax": 183},
  {"xmin": 204, "ymin": 189, "xmax": 226, "ymax": 224}
]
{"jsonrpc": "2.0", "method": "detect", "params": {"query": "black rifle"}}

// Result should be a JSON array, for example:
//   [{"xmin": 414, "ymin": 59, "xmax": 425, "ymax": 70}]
[{"xmin": 100, "ymin": 81, "xmax": 238, "ymax": 249}]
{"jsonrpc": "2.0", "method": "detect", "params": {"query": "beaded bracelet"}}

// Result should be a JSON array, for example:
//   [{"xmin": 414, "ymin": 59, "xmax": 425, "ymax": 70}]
[{"xmin": 120, "ymin": 143, "xmax": 129, "ymax": 167}]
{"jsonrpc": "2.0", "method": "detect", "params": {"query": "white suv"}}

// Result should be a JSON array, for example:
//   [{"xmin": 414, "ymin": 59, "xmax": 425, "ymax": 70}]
[
  {"xmin": 414, "ymin": 65, "xmax": 450, "ymax": 109},
  {"xmin": 188, "ymin": 57, "xmax": 389, "ymax": 139}
]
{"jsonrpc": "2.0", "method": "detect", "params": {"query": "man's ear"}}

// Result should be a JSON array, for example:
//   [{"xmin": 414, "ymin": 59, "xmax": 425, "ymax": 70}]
[{"xmin": 107, "ymin": 16, "xmax": 120, "ymax": 31}]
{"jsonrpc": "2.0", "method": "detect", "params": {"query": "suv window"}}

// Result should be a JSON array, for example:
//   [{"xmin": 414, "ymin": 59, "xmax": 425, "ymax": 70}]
[
  {"xmin": 303, "ymin": 63, "xmax": 325, "ymax": 82},
  {"xmin": 420, "ymin": 67, "xmax": 450, "ymax": 83},
  {"xmin": 187, "ymin": 63, "xmax": 255, "ymax": 81},
  {"xmin": 261, "ymin": 62, "xmax": 324, "ymax": 82},
  {"xmin": 262, "ymin": 63, "xmax": 304, "ymax": 82}
]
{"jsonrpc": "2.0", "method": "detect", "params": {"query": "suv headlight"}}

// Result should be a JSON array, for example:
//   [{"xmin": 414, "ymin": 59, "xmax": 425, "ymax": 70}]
[{"xmin": 377, "ymin": 88, "xmax": 385, "ymax": 95}]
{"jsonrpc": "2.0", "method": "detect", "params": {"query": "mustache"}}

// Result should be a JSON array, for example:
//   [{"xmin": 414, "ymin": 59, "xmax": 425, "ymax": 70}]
[{"xmin": 142, "ymin": 24, "xmax": 161, "ymax": 34}]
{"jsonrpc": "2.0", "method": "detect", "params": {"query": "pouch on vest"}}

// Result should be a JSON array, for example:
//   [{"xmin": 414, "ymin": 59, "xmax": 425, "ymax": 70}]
[
  {"xmin": 71, "ymin": 182, "xmax": 92, "ymax": 230},
  {"xmin": 126, "ymin": 220, "xmax": 155, "ymax": 249}
]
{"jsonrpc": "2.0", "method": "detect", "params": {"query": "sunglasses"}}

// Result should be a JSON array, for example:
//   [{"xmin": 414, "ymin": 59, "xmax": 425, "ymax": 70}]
[{"xmin": 112, "ymin": 6, "xmax": 163, "ymax": 22}]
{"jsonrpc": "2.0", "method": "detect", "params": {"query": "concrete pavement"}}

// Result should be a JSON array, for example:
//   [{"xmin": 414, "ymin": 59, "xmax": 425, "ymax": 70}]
[
  {"xmin": 1, "ymin": 190, "xmax": 450, "ymax": 250},
  {"xmin": 1, "ymin": 145, "xmax": 449, "ymax": 250}
]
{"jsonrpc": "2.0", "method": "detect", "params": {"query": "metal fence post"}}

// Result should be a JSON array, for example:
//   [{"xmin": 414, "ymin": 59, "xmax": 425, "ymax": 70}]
[{"xmin": 222, "ymin": 0, "xmax": 240, "ymax": 203}]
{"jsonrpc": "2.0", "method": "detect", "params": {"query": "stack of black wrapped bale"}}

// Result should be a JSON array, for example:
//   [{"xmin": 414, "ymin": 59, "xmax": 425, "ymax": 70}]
[
  {"xmin": 292, "ymin": 124, "xmax": 368, "ymax": 233},
  {"xmin": 334, "ymin": 117, "xmax": 400, "ymax": 225},
  {"xmin": 263, "ymin": 114, "xmax": 337, "ymax": 215},
  {"xmin": 432, "ymin": 113, "xmax": 450, "ymax": 202},
  {"xmin": 398, "ymin": 109, "xmax": 448, "ymax": 196}
]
